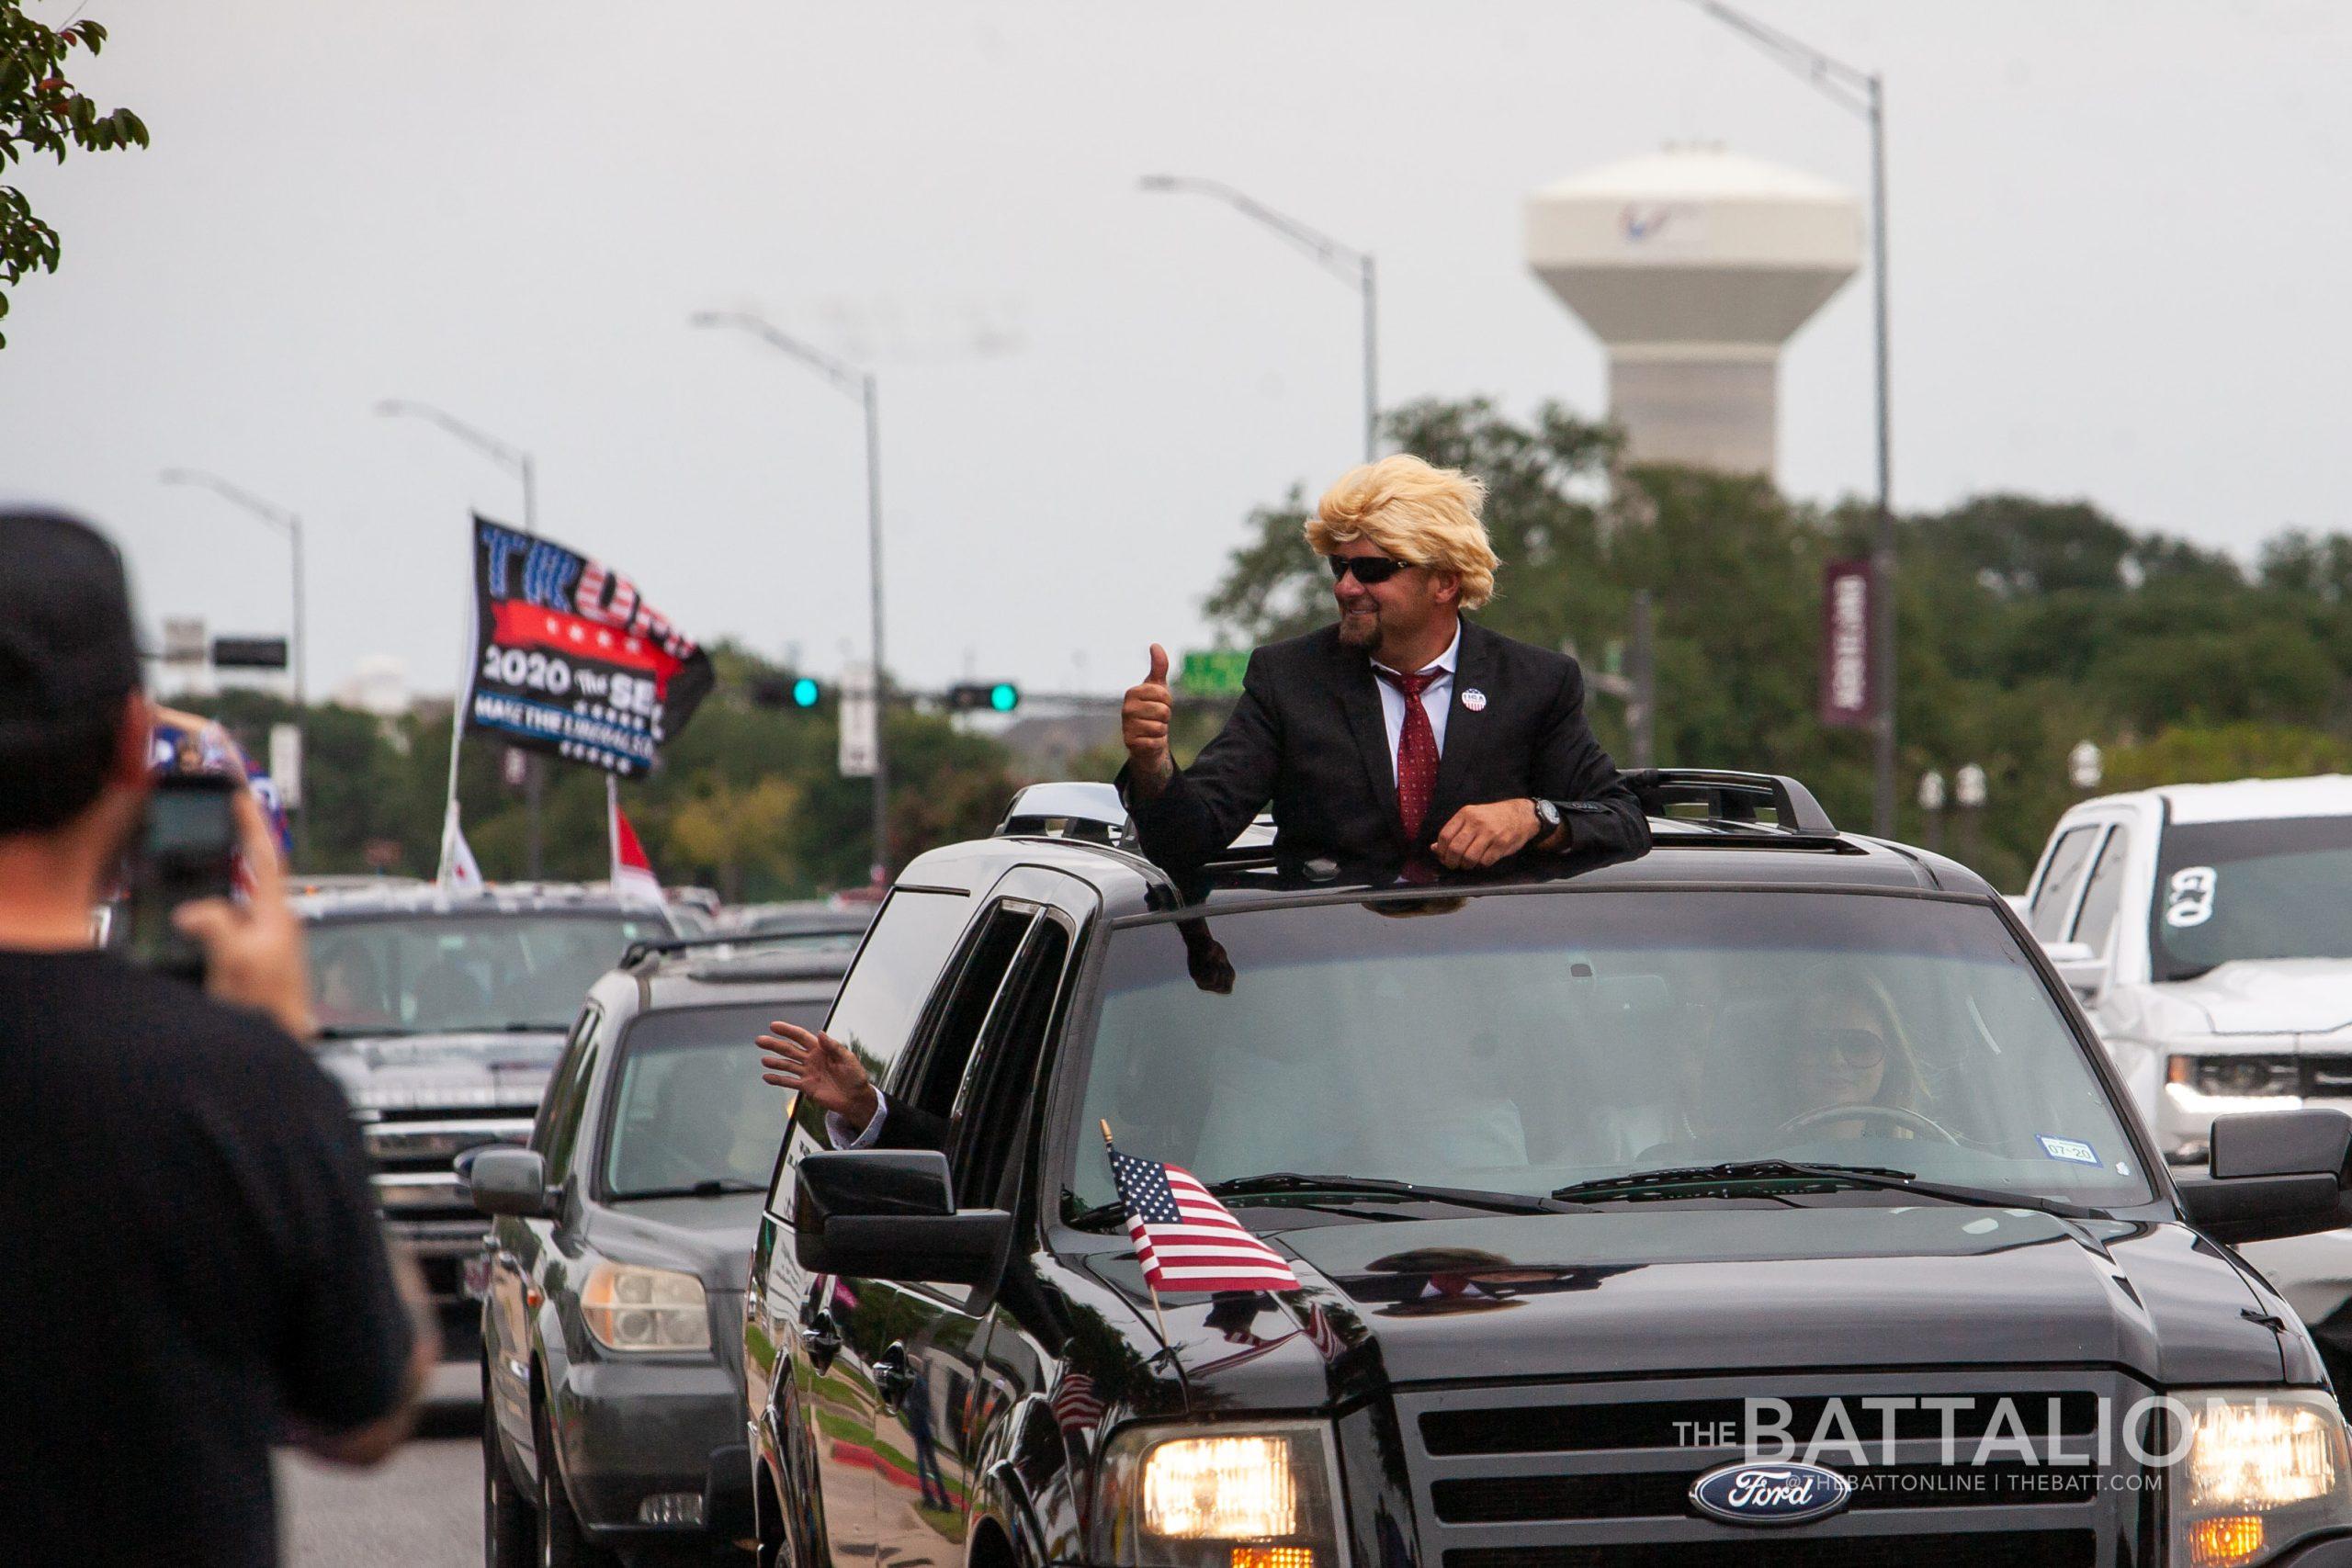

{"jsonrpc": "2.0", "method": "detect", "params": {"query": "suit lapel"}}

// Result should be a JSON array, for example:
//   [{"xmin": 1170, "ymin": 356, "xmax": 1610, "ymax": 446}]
[
  {"xmin": 1428, "ymin": 618, "xmax": 1496, "ymax": 827},
  {"xmin": 1331, "ymin": 637, "xmax": 1401, "ymax": 835}
]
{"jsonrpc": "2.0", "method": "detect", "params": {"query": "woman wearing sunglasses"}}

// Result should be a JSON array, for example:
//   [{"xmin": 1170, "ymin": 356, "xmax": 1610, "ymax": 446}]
[
  {"xmin": 1117, "ymin": 454, "xmax": 1649, "ymax": 875},
  {"xmin": 1775, "ymin": 962, "xmax": 1929, "ymax": 1142}
]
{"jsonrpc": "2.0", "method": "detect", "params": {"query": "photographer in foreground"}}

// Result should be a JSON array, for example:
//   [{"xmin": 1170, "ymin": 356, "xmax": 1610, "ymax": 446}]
[{"xmin": 0, "ymin": 508, "xmax": 435, "ymax": 1568}]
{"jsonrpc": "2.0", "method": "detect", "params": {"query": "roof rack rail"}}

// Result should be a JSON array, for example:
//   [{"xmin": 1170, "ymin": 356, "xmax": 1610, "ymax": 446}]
[
  {"xmin": 1627, "ymin": 769, "xmax": 1838, "ymax": 836},
  {"xmin": 620, "ymin": 929, "xmax": 865, "ymax": 969},
  {"xmin": 994, "ymin": 782, "xmax": 1136, "ymax": 846}
]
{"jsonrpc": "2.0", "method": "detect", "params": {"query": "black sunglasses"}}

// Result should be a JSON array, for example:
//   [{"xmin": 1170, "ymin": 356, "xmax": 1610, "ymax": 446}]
[
  {"xmin": 1798, "ymin": 1028, "xmax": 1888, "ymax": 1068},
  {"xmin": 1329, "ymin": 554, "xmax": 1414, "ymax": 585}
]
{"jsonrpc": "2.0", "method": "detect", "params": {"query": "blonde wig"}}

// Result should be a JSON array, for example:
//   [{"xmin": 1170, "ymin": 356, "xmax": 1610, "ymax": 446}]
[{"xmin": 1306, "ymin": 455, "xmax": 1499, "ymax": 610}]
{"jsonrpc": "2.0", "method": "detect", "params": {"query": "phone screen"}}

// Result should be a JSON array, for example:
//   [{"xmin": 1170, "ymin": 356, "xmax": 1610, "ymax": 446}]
[{"xmin": 128, "ymin": 776, "xmax": 240, "ymax": 981}]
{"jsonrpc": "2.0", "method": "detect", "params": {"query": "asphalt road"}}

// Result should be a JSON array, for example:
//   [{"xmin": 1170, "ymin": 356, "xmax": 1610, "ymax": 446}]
[{"xmin": 279, "ymin": 1366, "xmax": 482, "ymax": 1568}]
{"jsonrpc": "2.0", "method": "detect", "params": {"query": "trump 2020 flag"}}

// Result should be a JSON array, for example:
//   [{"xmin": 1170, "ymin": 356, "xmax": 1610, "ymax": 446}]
[
  {"xmin": 1108, "ymin": 1143, "xmax": 1299, "ymax": 1294},
  {"xmin": 465, "ymin": 516, "xmax": 715, "ymax": 777}
]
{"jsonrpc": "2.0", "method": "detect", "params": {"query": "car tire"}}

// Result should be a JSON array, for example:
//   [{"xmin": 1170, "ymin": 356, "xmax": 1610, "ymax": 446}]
[
  {"xmin": 483, "ymin": 1386, "xmax": 538, "ymax": 1568},
  {"xmin": 535, "ymin": 1399, "xmax": 617, "ymax": 1568}
]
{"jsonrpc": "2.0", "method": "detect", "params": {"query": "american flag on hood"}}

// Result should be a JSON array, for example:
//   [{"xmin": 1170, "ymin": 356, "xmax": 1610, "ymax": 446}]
[{"xmin": 1108, "ymin": 1144, "xmax": 1300, "ymax": 1295}]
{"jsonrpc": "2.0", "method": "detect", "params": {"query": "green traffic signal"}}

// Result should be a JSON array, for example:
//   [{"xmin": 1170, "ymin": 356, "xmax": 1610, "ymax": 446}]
[
  {"xmin": 792, "ymin": 677, "xmax": 820, "ymax": 708},
  {"xmin": 989, "ymin": 682, "xmax": 1019, "ymax": 713}
]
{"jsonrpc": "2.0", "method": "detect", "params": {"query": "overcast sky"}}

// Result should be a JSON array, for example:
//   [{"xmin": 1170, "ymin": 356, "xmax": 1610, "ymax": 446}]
[{"xmin": 7, "ymin": 0, "xmax": 2348, "ymax": 702}]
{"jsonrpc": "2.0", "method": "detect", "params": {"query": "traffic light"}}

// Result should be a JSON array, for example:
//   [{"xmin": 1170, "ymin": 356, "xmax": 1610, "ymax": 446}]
[
  {"xmin": 948, "ymin": 682, "xmax": 1021, "ymax": 714},
  {"xmin": 752, "ymin": 673, "xmax": 826, "ymax": 709}
]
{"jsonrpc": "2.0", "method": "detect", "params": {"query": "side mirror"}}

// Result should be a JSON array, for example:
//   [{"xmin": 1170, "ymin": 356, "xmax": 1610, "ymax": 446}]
[
  {"xmin": 793, "ymin": 1149, "xmax": 1011, "ymax": 1287},
  {"xmin": 469, "ymin": 1147, "xmax": 553, "ymax": 1218},
  {"xmin": 2177, "ymin": 1109, "xmax": 2352, "ymax": 1244},
  {"xmin": 2040, "ymin": 939, "xmax": 2110, "ymax": 1002}
]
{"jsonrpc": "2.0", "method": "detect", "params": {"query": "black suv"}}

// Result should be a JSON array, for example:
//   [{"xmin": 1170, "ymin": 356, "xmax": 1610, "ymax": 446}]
[
  {"xmin": 745, "ymin": 773, "xmax": 2352, "ymax": 1568},
  {"xmin": 472, "ymin": 925, "xmax": 866, "ymax": 1567}
]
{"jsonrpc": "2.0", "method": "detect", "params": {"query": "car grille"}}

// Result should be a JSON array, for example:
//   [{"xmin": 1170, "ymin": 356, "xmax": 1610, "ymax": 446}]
[
  {"xmin": 1395, "ymin": 1371, "xmax": 2148, "ymax": 1568},
  {"xmin": 2301, "ymin": 1056, "xmax": 2352, "ymax": 1098}
]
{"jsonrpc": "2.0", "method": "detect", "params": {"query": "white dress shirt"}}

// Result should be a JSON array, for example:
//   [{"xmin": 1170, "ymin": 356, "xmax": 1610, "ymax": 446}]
[
  {"xmin": 826, "ymin": 1095, "xmax": 889, "ymax": 1149},
  {"xmin": 1368, "ymin": 620, "xmax": 1462, "ymax": 783}
]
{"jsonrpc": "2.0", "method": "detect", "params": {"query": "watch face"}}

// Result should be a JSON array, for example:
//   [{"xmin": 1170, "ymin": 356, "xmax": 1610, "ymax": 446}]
[{"xmin": 1537, "ymin": 799, "xmax": 1562, "ymax": 828}]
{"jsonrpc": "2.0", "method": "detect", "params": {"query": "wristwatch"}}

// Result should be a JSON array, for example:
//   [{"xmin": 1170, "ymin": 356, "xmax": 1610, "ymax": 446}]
[{"xmin": 1532, "ymin": 797, "xmax": 1566, "ymax": 847}]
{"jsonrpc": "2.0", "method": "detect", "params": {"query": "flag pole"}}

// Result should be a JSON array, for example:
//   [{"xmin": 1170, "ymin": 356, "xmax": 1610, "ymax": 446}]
[
  {"xmin": 605, "ymin": 773, "xmax": 620, "ymax": 886},
  {"xmin": 1103, "ymin": 1120, "xmax": 1174, "ymax": 1351},
  {"xmin": 437, "ymin": 515, "xmax": 481, "ymax": 885}
]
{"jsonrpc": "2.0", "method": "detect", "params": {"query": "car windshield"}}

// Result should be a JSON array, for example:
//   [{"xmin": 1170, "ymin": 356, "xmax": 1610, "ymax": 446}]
[
  {"xmin": 2152, "ymin": 816, "xmax": 2352, "ymax": 981},
  {"xmin": 306, "ymin": 912, "xmax": 668, "ymax": 1034},
  {"xmin": 604, "ymin": 1002, "xmax": 816, "ymax": 1200},
  {"xmin": 1068, "ymin": 889, "xmax": 2154, "ymax": 1215}
]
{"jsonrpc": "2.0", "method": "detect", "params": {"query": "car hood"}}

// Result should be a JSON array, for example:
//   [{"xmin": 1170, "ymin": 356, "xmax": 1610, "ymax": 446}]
[
  {"xmin": 313, "ymin": 1030, "xmax": 566, "ymax": 1111},
  {"xmin": 2155, "ymin": 960, "xmax": 2352, "ymax": 1037},
  {"xmin": 582, "ymin": 1190, "xmax": 763, "ymax": 1294},
  {"xmin": 1091, "ymin": 1207, "xmax": 2287, "ymax": 1404}
]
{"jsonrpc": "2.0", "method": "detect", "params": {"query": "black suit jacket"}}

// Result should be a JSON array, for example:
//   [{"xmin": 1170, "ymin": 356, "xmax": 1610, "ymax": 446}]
[
  {"xmin": 870, "ymin": 1097, "xmax": 949, "ymax": 1153},
  {"xmin": 1120, "ymin": 618, "xmax": 1650, "ymax": 871}
]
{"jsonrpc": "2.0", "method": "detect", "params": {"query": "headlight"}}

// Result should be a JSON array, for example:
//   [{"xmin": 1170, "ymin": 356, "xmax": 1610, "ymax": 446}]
[
  {"xmin": 2169, "ymin": 1055, "xmax": 2300, "ymax": 1098},
  {"xmin": 2169, "ymin": 1390, "xmax": 2352, "ymax": 1568},
  {"xmin": 1091, "ymin": 1422, "xmax": 1348, "ymax": 1568},
  {"xmin": 580, "ymin": 1262, "xmax": 709, "ymax": 1354}
]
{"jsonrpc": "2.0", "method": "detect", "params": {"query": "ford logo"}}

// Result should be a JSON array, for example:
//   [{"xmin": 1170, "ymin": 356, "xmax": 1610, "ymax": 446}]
[{"xmin": 1689, "ymin": 1461, "xmax": 1855, "ymax": 1526}]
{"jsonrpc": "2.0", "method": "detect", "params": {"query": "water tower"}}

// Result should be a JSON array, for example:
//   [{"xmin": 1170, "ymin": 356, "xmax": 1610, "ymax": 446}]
[{"xmin": 1525, "ymin": 143, "xmax": 1861, "ymax": 476}]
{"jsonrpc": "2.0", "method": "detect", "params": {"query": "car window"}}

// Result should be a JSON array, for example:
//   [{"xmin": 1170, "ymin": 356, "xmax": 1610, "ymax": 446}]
[
  {"xmin": 2028, "ymin": 827, "xmax": 2099, "ymax": 940},
  {"xmin": 891, "ymin": 904, "xmax": 1036, "ymax": 1121},
  {"xmin": 532, "ymin": 1005, "xmax": 602, "ymax": 1156},
  {"xmin": 2071, "ymin": 827, "xmax": 2131, "ymax": 951},
  {"xmin": 306, "ymin": 911, "xmax": 669, "ymax": 1036},
  {"xmin": 1067, "ymin": 890, "xmax": 2154, "ymax": 1218},
  {"xmin": 2151, "ymin": 814, "xmax": 2352, "ymax": 981},
  {"xmin": 951, "ymin": 917, "xmax": 1072, "ymax": 1207},
  {"xmin": 604, "ymin": 1003, "xmax": 797, "ymax": 1200},
  {"xmin": 543, "ymin": 1010, "xmax": 607, "ymax": 1178},
  {"xmin": 771, "ymin": 887, "xmax": 973, "ymax": 1205}
]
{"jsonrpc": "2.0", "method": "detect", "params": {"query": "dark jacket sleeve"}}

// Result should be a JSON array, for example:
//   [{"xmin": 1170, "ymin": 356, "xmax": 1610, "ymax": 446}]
[
  {"xmin": 1530, "ymin": 659, "xmax": 1651, "ymax": 859},
  {"xmin": 1117, "ymin": 649, "xmax": 1283, "ymax": 870},
  {"xmin": 874, "ymin": 1099, "xmax": 952, "ymax": 1154}
]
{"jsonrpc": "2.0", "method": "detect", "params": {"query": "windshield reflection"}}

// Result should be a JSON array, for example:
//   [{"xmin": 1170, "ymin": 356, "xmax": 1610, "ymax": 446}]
[
  {"xmin": 306, "ymin": 913, "xmax": 664, "ymax": 1034},
  {"xmin": 1070, "ymin": 891, "xmax": 2152, "ymax": 1216}
]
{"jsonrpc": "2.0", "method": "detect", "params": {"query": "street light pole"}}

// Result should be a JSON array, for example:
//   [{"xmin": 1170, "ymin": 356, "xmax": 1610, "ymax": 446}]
[
  {"xmin": 692, "ymin": 310, "xmax": 893, "ymax": 883},
  {"xmin": 157, "ymin": 468, "xmax": 310, "ymax": 858},
  {"xmin": 375, "ymin": 399, "xmax": 542, "ymax": 873},
  {"xmin": 1140, "ymin": 175, "xmax": 1381, "ymax": 463},
  {"xmin": 1684, "ymin": 0, "xmax": 1897, "ymax": 837}
]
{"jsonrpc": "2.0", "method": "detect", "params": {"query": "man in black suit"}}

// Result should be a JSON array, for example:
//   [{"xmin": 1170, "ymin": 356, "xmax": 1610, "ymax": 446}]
[{"xmin": 1121, "ymin": 455, "xmax": 1649, "ymax": 873}]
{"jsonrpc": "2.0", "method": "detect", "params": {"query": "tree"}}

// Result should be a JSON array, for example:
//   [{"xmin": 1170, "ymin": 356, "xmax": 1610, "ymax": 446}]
[{"xmin": 2, "ymin": 3, "xmax": 147, "ymax": 347}]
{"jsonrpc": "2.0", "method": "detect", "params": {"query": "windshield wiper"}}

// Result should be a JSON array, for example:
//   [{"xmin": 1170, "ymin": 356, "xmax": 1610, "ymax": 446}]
[
  {"xmin": 1551, "ymin": 1160, "xmax": 2107, "ymax": 1220},
  {"xmin": 613, "ymin": 1179, "xmax": 764, "ymax": 1201},
  {"xmin": 316, "ymin": 1024, "xmax": 415, "ymax": 1041}
]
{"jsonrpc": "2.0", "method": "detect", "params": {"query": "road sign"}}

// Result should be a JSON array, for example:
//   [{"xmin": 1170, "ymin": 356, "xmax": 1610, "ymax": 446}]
[
  {"xmin": 269, "ymin": 724, "xmax": 304, "ymax": 808},
  {"xmin": 211, "ymin": 636, "xmax": 289, "ymax": 671},
  {"xmin": 162, "ymin": 617, "xmax": 207, "ymax": 664},
  {"xmin": 1180, "ymin": 649, "xmax": 1249, "ymax": 695},
  {"xmin": 839, "ymin": 661, "xmax": 877, "ymax": 778}
]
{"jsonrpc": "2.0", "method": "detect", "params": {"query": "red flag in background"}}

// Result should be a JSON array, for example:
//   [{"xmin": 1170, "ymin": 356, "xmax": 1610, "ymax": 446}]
[{"xmin": 607, "ymin": 782, "xmax": 663, "ymax": 908}]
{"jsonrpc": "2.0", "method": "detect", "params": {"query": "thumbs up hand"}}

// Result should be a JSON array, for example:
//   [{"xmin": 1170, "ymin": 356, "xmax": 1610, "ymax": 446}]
[{"xmin": 1122, "ymin": 644, "xmax": 1176, "ymax": 793}]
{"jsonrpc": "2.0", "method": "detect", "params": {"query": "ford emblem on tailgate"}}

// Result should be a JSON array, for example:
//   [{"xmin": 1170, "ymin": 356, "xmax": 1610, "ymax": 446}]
[{"xmin": 1689, "ymin": 1461, "xmax": 1854, "ymax": 1526}]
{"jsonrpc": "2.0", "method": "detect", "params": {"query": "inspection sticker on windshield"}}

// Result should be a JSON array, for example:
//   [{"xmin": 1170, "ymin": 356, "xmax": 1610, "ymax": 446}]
[
  {"xmin": 2165, "ymin": 866, "xmax": 2217, "ymax": 928},
  {"xmin": 2038, "ymin": 1134, "xmax": 2101, "ymax": 1167}
]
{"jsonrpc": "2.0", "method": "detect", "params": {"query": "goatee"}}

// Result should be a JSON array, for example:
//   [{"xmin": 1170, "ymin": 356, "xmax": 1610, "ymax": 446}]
[{"xmin": 1336, "ymin": 612, "xmax": 1379, "ymax": 650}]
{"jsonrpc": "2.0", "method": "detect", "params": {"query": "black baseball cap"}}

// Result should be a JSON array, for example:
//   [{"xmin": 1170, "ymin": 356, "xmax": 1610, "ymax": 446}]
[{"xmin": 0, "ymin": 508, "xmax": 143, "ymax": 743}]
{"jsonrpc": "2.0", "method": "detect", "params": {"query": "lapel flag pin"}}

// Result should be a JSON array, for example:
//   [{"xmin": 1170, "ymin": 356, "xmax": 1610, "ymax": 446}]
[{"xmin": 1463, "ymin": 688, "xmax": 1487, "ymax": 712}]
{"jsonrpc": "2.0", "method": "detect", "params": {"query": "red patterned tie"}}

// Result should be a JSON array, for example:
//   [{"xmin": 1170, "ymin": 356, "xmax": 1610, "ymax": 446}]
[{"xmin": 1377, "ymin": 667, "xmax": 1440, "ymax": 842}]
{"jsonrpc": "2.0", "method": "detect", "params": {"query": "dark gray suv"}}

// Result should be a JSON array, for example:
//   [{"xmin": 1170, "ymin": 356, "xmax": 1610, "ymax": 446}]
[{"xmin": 472, "ymin": 926, "xmax": 864, "ymax": 1567}]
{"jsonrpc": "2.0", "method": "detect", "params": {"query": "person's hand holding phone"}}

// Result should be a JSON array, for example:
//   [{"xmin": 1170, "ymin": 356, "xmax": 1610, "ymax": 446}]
[{"xmin": 172, "ymin": 791, "xmax": 316, "ymax": 1043}]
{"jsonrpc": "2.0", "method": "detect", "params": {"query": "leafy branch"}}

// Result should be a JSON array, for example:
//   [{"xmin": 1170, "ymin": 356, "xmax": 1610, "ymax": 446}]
[{"xmin": 2, "ymin": 3, "xmax": 147, "ymax": 347}]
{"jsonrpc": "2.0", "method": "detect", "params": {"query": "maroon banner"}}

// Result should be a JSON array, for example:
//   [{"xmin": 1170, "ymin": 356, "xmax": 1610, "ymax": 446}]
[{"xmin": 1819, "ymin": 558, "xmax": 1874, "ymax": 728}]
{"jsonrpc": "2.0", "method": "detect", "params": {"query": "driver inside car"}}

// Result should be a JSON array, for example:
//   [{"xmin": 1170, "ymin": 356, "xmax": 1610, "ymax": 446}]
[{"xmin": 1775, "ymin": 962, "xmax": 1928, "ymax": 1141}]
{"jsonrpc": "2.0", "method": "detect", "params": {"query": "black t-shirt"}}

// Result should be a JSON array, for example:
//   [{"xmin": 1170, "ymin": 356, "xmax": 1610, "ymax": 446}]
[{"xmin": 0, "ymin": 949, "xmax": 413, "ymax": 1568}]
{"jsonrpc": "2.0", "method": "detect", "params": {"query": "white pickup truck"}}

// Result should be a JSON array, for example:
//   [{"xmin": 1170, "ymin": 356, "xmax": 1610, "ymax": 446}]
[{"xmin": 2019, "ymin": 773, "xmax": 2352, "ymax": 1383}]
